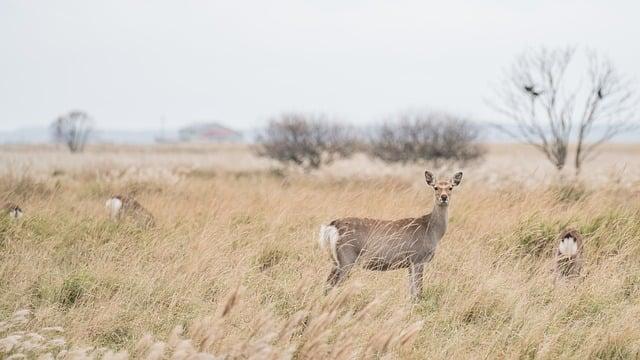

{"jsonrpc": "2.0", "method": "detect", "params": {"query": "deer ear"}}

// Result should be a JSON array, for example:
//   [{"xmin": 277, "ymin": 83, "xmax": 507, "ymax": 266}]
[
  {"xmin": 424, "ymin": 170, "xmax": 435, "ymax": 186},
  {"xmin": 452, "ymin": 171, "xmax": 463, "ymax": 186}
]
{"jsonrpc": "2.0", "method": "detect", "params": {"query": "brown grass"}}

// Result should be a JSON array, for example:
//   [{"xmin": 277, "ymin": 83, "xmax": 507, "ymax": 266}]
[{"xmin": 1, "ymin": 144, "xmax": 640, "ymax": 359}]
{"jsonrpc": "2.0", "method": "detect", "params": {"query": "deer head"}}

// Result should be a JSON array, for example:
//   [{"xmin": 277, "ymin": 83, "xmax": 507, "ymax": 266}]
[{"xmin": 425, "ymin": 171, "xmax": 463, "ymax": 206}]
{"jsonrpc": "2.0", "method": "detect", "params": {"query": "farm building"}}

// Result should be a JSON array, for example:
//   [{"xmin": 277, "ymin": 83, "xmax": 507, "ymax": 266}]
[{"xmin": 178, "ymin": 122, "xmax": 243, "ymax": 142}]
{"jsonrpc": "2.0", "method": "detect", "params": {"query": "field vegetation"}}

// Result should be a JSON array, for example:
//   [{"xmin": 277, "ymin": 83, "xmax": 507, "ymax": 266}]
[{"xmin": 1, "ymin": 144, "xmax": 640, "ymax": 359}]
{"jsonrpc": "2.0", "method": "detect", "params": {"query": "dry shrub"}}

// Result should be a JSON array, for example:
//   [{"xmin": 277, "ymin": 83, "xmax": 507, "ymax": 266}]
[
  {"xmin": 256, "ymin": 113, "xmax": 357, "ymax": 170},
  {"xmin": 51, "ymin": 110, "xmax": 94, "ymax": 153},
  {"xmin": 367, "ymin": 111, "xmax": 485, "ymax": 165}
]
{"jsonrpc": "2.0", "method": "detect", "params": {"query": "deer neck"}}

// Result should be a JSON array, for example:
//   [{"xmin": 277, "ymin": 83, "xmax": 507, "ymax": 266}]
[{"xmin": 426, "ymin": 202, "xmax": 448, "ymax": 239}]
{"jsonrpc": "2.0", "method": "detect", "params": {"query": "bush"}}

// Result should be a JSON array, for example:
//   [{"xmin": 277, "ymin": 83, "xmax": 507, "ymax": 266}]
[
  {"xmin": 367, "ymin": 111, "xmax": 485, "ymax": 165},
  {"xmin": 50, "ymin": 110, "xmax": 93, "ymax": 153},
  {"xmin": 256, "ymin": 113, "xmax": 356, "ymax": 170}
]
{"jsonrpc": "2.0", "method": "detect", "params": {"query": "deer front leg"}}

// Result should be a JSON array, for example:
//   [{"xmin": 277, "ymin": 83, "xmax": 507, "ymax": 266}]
[{"xmin": 409, "ymin": 262, "xmax": 425, "ymax": 301}]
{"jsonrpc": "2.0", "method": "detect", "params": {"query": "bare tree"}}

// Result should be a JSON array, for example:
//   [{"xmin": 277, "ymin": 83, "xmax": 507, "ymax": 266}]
[
  {"xmin": 574, "ymin": 51, "xmax": 637, "ymax": 173},
  {"xmin": 256, "ymin": 113, "xmax": 356, "ymax": 170},
  {"xmin": 51, "ymin": 111, "xmax": 93, "ymax": 153},
  {"xmin": 367, "ymin": 111, "xmax": 485, "ymax": 165},
  {"xmin": 491, "ymin": 47, "xmax": 637, "ymax": 173},
  {"xmin": 491, "ymin": 47, "xmax": 574, "ymax": 170}
]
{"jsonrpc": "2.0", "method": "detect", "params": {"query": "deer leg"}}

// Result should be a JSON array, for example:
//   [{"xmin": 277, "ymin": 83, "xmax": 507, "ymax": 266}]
[
  {"xmin": 326, "ymin": 267, "xmax": 342, "ymax": 287},
  {"xmin": 409, "ymin": 262, "xmax": 425, "ymax": 301},
  {"xmin": 324, "ymin": 245, "xmax": 358, "ymax": 294},
  {"xmin": 324, "ymin": 264, "xmax": 355, "ymax": 295},
  {"xmin": 325, "ymin": 267, "xmax": 343, "ymax": 295}
]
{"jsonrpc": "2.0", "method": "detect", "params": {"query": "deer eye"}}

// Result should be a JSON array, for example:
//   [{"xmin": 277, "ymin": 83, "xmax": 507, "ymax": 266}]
[
  {"xmin": 433, "ymin": 186, "xmax": 439, "ymax": 191},
  {"xmin": 448, "ymin": 187, "xmax": 453, "ymax": 191}
]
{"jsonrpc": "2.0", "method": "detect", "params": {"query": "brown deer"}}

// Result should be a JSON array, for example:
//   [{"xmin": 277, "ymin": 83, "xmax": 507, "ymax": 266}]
[
  {"xmin": 318, "ymin": 170, "xmax": 463, "ymax": 300},
  {"xmin": 105, "ymin": 195, "xmax": 155, "ymax": 228},
  {"xmin": 555, "ymin": 228, "xmax": 583, "ymax": 279}
]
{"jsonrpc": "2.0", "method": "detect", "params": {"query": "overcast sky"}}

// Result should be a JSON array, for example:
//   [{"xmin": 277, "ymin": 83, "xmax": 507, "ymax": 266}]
[{"xmin": 1, "ymin": 0, "xmax": 638, "ymax": 131}]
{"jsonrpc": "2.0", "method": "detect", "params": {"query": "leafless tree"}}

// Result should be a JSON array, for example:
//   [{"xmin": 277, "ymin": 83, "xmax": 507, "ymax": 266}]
[
  {"xmin": 51, "ymin": 110, "xmax": 93, "ymax": 153},
  {"xmin": 491, "ymin": 47, "xmax": 637, "ymax": 173},
  {"xmin": 574, "ymin": 51, "xmax": 637, "ymax": 173},
  {"xmin": 256, "ymin": 113, "xmax": 356, "ymax": 170},
  {"xmin": 367, "ymin": 111, "xmax": 485, "ymax": 165}
]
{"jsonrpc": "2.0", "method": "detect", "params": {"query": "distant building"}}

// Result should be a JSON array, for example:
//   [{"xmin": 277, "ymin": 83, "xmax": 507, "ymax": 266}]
[{"xmin": 178, "ymin": 122, "xmax": 243, "ymax": 142}]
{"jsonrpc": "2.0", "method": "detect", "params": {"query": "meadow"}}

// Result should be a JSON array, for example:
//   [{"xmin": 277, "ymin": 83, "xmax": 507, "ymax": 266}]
[{"xmin": 1, "ymin": 143, "xmax": 640, "ymax": 359}]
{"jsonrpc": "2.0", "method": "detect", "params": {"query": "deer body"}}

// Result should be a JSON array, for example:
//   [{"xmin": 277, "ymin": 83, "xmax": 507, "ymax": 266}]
[
  {"xmin": 105, "ymin": 195, "xmax": 155, "ymax": 227},
  {"xmin": 319, "ymin": 171, "xmax": 462, "ymax": 300}
]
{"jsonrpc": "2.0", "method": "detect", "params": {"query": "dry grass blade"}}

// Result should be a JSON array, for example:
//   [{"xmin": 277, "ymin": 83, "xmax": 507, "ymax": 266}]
[{"xmin": 219, "ymin": 286, "xmax": 243, "ymax": 318}]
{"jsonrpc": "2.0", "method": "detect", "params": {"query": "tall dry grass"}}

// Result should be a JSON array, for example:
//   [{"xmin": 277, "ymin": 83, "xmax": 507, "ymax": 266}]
[{"xmin": 1, "ymin": 144, "xmax": 640, "ymax": 359}]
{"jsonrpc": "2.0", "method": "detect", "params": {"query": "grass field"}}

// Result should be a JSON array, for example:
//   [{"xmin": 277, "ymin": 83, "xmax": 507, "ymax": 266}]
[{"xmin": 1, "ymin": 144, "xmax": 640, "ymax": 359}]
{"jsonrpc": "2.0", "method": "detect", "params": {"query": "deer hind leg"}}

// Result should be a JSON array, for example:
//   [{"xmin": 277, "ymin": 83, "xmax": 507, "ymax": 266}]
[
  {"xmin": 408, "ymin": 262, "xmax": 425, "ymax": 301},
  {"xmin": 325, "ymin": 243, "xmax": 358, "ymax": 294}
]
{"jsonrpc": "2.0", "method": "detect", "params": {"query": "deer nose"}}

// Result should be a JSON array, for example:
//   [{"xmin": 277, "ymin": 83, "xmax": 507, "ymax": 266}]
[{"xmin": 440, "ymin": 194, "xmax": 448, "ymax": 201}]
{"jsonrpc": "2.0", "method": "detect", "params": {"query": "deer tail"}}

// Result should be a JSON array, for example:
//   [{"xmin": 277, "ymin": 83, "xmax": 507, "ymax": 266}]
[{"xmin": 319, "ymin": 224, "xmax": 340, "ymax": 265}]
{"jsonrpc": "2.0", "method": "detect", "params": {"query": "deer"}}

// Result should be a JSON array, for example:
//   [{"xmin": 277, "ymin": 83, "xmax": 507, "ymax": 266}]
[
  {"xmin": 105, "ymin": 195, "xmax": 155, "ymax": 228},
  {"xmin": 3, "ymin": 202, "xmax": 23, "ymax": 221},
  {"xmin": 318, "ymin": 170, "xmax": 463, "ymax": 300},
  {"xmin": 554, "ymin": 228, "xmax": 583, "ymax": 279}
]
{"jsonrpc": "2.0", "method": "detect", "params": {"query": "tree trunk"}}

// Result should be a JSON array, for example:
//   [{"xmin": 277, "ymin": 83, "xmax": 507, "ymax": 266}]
[{"xmin": 575, "ymin": 130, "xmax": 584, "ymax": 176}]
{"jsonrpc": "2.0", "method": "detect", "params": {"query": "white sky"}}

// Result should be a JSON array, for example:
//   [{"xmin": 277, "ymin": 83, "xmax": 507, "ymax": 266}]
[{"xmin": 1, "ymin": 0, "xmax": 638, "ymax": 131}]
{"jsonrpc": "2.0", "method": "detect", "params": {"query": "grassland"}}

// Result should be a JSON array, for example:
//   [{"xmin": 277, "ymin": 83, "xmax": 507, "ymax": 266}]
[{"xmin": 1, "ymin": 143, "xmax": 640, "ymax": 359}]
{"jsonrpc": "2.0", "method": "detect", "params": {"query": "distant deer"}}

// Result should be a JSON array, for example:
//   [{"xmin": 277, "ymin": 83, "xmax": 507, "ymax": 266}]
[
  {"xmin": 3, "ymin": 203, "xmax": 23, "ymax": 221},
  {"xmin": 555, "ymin": 228, "xmax": 583, "ymax": 279},
  {"xmin": 318, "ymin": 170, "xmax": 463, "ymax": 300},
  {"xmin": 105, "ymin": 195, "xmax": 155, "ymax": 227}
]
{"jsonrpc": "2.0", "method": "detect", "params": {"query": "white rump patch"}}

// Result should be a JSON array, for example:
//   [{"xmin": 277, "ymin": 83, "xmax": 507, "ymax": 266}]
[
  {"xmin": 319, "ymin": 225, "xmax": 340, "ymax": 264},
  {"xmin": 558, "ymin": 236, "xmax": 578, "ymax": 256},
  {"xmin": 9, "ymin": 208, "xmax": 23, "ymax": 220},
  {"xmin": 105, "ymin": 197, "xmax": 123, "ymax": 219}
]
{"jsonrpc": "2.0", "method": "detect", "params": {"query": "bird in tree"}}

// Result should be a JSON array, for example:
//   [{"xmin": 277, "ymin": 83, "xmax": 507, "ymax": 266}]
[
  {"xmin": 597, "ymin": 87, "xmax": 604, "ymax": 99},
  {"xmin": 524, "ymin": 85, "xmax": 541, "ymax": 96}
]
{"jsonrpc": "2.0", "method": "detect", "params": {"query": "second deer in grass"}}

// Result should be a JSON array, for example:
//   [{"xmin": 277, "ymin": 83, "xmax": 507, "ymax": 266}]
[
  {"xmin": 555, "ymin": 228, "xmax": 583, "ymax": 279},
  {"xmin": 105, "ymin": 195, "xmax": 155, "ymax": 228},
  {"xmin": 3, "ymin": 202, "xmax": 23, "ymax": 221},
  {"xmin": 318, "ymin": 170, "xmax": 463, "ymax": 300}
]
